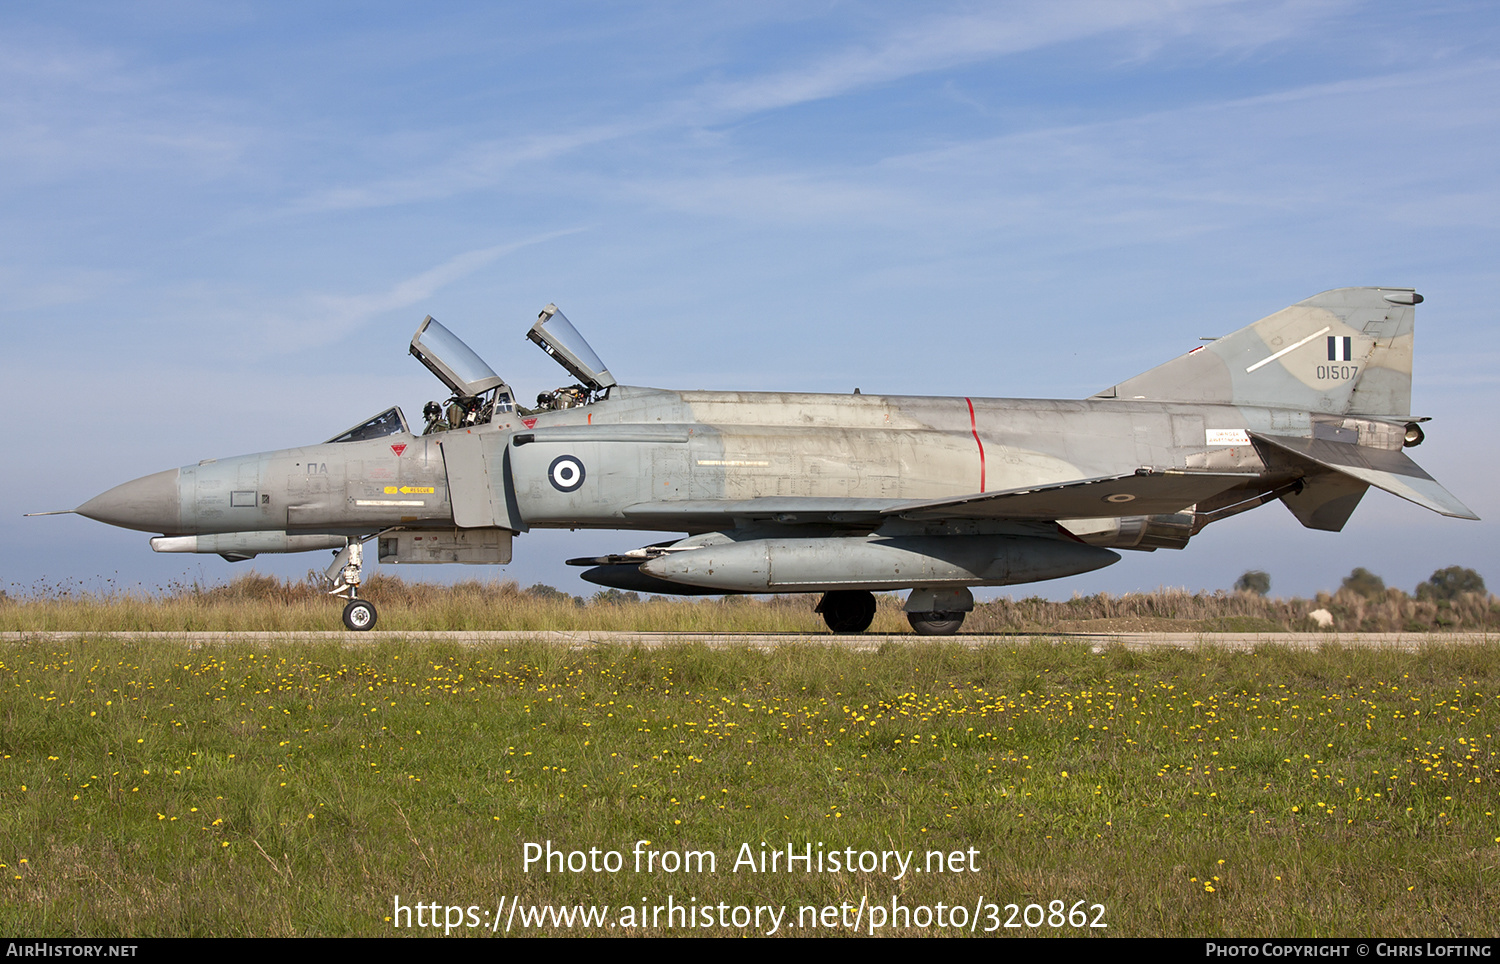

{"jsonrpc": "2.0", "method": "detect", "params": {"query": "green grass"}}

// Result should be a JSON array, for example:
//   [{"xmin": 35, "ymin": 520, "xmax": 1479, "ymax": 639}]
[{"xmin": 2, "ymin": 637, "xmax": 1497, "ymax": 936}]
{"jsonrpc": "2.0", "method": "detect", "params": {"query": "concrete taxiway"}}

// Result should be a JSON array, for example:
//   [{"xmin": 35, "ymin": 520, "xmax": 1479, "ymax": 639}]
[{"xmin": 2, "ymin": 631, "xmax": 1492, "ymax": 651}]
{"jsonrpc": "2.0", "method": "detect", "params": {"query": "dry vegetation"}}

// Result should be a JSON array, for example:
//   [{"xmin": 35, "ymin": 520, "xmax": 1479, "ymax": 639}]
[
  {"xmin": 1, "ymin": 572, "xmax": 1495, "ymax": 634},
  {"xmin": 967, "ymin": 586, "xmax": 1500, "ymax": 634}
]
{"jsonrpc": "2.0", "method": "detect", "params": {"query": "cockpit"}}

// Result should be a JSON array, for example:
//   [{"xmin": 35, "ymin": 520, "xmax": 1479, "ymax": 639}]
[
  {"xmin": 324, "ymin": 406, "xmax": 411, "ymax": 444},
  {"xmin": 327, "ymin": 306, "xmax": 615, "ymax": 443},
  {"xmin": 391, "ymin": 304, "xmax": 616, "ymax": 437},
  {"xmin": 525, "ymin": 304, "xmax": 617, "ymax": 412},
  {"xmin": 408, "ymin": 315, "xmax": 519, "ymax": 433}
]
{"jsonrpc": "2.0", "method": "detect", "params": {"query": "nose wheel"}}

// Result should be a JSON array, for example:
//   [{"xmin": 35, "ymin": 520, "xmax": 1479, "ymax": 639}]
[
  {"xmin": 342, "ymin": 598, "xmax": 378, "ymax": 632},
  {"xmin": 328, "ymin": 539, "xmax": 378, "ymax": 631}
]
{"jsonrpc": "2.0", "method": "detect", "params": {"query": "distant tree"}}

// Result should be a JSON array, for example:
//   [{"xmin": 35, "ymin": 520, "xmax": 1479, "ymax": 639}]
[
  {"xmin": 1416, "ymin": 566, "xmax": 1486, "ymax": 603},
  {"xmin": 525, "ymin": 584, "xmax": 583, "ymax": 606},
  {"xmin": 590, "ymin": 588, "xmax": 641, "ymax": 605},
  {"xmin": 1234, "ymin": 570, "xmax": 1271, "ymax": 596},
  {"xmin": 526, "ymin": 584, "xmax": 565, "ymax": 599},
  {"xmin": 1341, "ymin": 567, "xmax": 1386, "ymax": 600}
]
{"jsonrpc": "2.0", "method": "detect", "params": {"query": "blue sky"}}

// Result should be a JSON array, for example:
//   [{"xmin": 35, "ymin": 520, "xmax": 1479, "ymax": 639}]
[{"xmin": 6, "ymin": 1, "xmax": 1497, "ymax": 600}]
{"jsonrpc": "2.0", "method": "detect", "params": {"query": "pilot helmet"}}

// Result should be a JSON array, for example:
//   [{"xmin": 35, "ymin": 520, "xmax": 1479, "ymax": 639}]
[{"xmin": 423, "ymin": 401, "xmax": 441, "ymax": 420}]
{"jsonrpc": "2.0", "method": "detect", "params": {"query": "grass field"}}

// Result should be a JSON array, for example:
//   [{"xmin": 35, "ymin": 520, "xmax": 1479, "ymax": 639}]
[{"xmin": 2, "ymin": 635, "xmax": 1496, "ymax": 937}]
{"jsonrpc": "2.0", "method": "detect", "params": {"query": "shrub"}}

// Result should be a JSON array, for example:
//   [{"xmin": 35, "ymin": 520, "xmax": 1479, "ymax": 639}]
[
  {"xmin": 1234, "ymin": 570, "xmax": 1270, "ymax": 596},
  {"xmin": 1341, "ymin": 567, "xmax": 1386, "ymax": 600},
  {"xmin": 1416, "ymin": 566, "xmax": 1486, "ymax": 602}
]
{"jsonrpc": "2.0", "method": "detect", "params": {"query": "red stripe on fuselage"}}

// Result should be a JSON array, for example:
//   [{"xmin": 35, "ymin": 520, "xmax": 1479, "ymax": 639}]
[{"xmin": 965, "ymin": 397, "xmax": 986, "ymax": 493}]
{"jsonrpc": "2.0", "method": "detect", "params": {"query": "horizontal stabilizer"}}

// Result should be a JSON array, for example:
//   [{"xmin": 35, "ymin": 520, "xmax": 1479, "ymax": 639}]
[
  {"xmin": 1252, "ymin": 433, "xmax": 1478, "ymax": 520},
  {"xmin": 883, "ymin": 471, "xmax": 1256, "ymax": 521}
]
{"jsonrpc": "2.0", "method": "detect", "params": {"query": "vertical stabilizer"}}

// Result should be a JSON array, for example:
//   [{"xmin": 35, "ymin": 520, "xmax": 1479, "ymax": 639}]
[{"xmin": 1094, "ymin": 287, "xmax": 1417, "ymax": 416}]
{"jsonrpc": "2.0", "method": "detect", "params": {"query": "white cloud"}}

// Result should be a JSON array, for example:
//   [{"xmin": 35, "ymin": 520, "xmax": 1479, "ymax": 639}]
[
  {"xmin": 692, "ymin": 1, "xmax": 1246, "ymax": 115},
  {"xmin": 275, "ymin": 126, "xmax": 637, "ymax": 217},
  {"xmin": 270, "ymin": 1, "xmax": 1357, "ymax": 216},
  {"xmin": 0, "ymin": 36, "xmax": 259, "ymax": 182},
  {"xmin": 248, "ymin": 230, "xmax": 586, "ymax": 350}
]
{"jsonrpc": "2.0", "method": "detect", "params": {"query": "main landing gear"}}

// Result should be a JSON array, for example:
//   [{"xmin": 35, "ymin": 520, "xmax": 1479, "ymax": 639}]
[
  {"xmin": 902, "ymin": 586, "xmax": 972, "ymax": 636},
  {"xmin": 907, "ymin": 611, "xmax": 966, "ymax": 635},
  {"xmin": 328, "ymin": 540, "xmax": 378, "ymax": 631},
  {"xmin": 816, "ymin": 590, "xmax": 877, "ymax": 634},
  {"xmin": 822, "ymin": 590, "xmax": 972, "ymax": 638},
  {"xmin": 815, "ymin": 587, "xmax": 973, "ymax": 635}
]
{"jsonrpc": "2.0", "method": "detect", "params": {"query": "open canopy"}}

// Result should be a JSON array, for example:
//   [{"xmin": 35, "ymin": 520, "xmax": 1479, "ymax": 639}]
[
  {"xmin": 409, "ymin": 316, "xmax": 510, "ymax": 397},
  {"xmin": 527, "ymin": 304, "xmax": 617, "ymax": 392}
]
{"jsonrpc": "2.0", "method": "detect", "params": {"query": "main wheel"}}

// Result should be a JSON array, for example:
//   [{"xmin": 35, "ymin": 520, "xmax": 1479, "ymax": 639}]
[
  {"xmin": 342, "ymin": 598, "xmax": 378, "ymax": 632},
  {"xmin": 817, "ymin": 590, "xmax": 877, "ymax": 634},
  {"xmin": 907, "ymin": 610, "xmax": 965, "ymax": 636}
]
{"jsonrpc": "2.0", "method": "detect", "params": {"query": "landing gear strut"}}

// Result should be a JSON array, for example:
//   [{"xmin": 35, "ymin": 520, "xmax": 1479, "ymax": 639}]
[
  {"xmin": 327, "ymin": 539, "xmax": 378, "ymax": 631},
  {"xmin": 816, "ymin": 590, "xmax": 876, "ymax": 634}
]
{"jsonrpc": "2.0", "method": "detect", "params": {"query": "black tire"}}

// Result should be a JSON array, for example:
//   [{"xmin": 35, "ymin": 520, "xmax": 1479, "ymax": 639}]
[
  {"xmin": 907, "ymin": 611, "xmax": 965, "ymax": 636},
  {"xmin": 342, "ymin": 599, "xmax": 377, "ymax": 632},
  {"xmin": 817, "ymin": 590, "xmax": 877, "ymax": 634}
]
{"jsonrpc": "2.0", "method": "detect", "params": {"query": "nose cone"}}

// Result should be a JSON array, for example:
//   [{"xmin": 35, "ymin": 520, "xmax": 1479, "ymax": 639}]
[{"xmin": 76, "ymin": 468, "xmax": 182, "ymax": 533}]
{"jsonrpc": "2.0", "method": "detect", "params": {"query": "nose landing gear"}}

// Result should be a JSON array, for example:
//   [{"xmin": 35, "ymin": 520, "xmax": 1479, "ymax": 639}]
[
  {"xmin": 328, "ymin": 539, "xmax": 378, "ymax": 631},
  {"xmin": 341, "ymin": 598, "xmax": 378, "ymax": 631}
]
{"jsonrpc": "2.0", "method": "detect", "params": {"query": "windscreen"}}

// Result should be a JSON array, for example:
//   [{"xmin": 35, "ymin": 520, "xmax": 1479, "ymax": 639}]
[{"xmin": 325, "ymin": 407, "xmax": 409, "ymax": 443}]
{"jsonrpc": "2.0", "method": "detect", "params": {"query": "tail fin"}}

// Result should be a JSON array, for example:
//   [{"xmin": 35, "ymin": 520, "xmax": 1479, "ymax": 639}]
[{"xmin": 1094, "ymin": 287, "xmax": 1418, "ymax": 416}]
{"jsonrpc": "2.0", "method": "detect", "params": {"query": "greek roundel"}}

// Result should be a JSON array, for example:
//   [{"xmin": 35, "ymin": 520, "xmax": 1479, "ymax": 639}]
[{"xmin": 548, "ymin": 455, "xmax": 586, "ymax": 492}]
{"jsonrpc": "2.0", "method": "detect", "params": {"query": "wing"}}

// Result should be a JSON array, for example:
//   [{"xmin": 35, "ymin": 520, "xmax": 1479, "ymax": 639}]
[
  {"xmin": 880, "ymin": 471, "xmax": 1257, "ymax": 521},
  {"xmin": 621, "ymin": 470, "xmax": 1256, "ymax": 528}
]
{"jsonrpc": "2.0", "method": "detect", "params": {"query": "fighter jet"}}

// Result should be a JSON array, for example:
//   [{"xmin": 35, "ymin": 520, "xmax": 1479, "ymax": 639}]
[{"xmin": 40, "ymin": 287, "xmax": 1476, "ymax": 633}]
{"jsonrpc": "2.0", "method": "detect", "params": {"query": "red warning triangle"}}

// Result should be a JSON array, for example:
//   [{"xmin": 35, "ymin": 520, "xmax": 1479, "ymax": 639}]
[{"xmin": 391, "ymin": 444, "xmax": 407, "ymax": 456}]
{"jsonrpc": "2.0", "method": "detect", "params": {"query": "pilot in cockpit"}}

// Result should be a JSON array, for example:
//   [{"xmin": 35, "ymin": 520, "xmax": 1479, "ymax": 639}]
[
  {"xmin": 421, "ymin": 401, "xmax": 449, "ymax": 435},
  {"xmin": 534, "ymin": 385, "xmax": 588, "ymax": 411}
]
